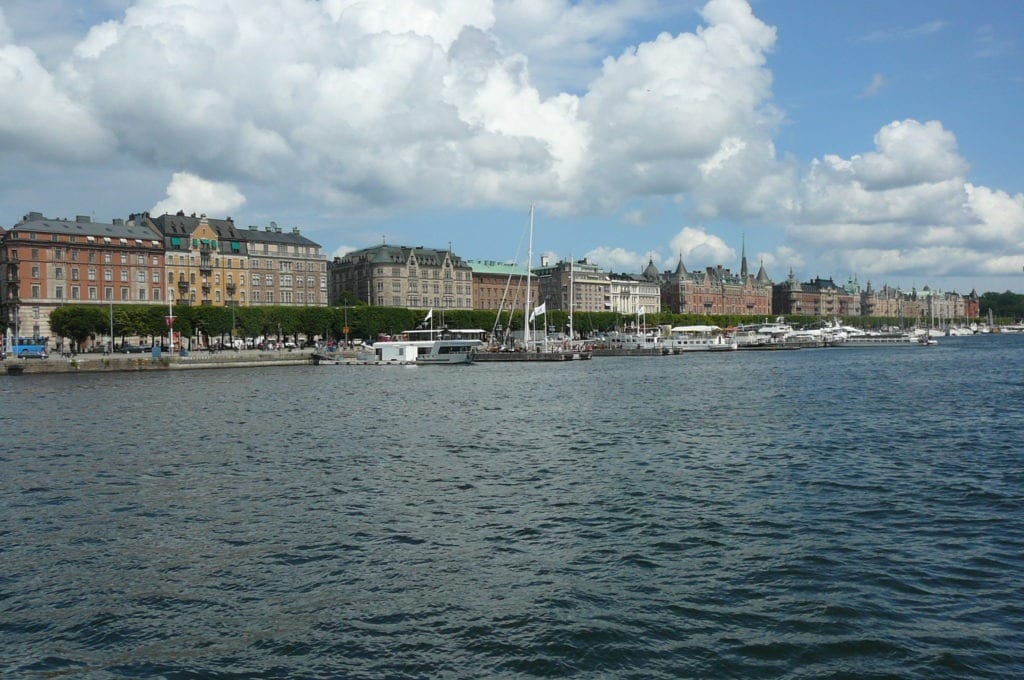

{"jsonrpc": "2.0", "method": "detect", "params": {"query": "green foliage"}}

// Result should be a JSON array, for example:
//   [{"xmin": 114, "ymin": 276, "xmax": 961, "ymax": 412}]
[
  {"xmin": 979, "ymin": 291, "xmax": 1024, "ymax": 322},
  {"xmin": 49, "ymin": 305, "xmax": 109, "ymax": 344}
]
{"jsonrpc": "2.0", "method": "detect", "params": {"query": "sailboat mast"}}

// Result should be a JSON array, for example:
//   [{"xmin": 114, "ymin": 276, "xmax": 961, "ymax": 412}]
[
  {"xmin": 525, "ymin": 205, "xmax": 534, "ymax": 348},
  {"xmin": 569, "ymin": 256, "xmax": 574, "ymax": 342}
]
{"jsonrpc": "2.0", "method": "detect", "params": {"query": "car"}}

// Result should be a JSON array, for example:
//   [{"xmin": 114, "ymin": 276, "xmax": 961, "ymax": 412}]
[
  {"xmin": 18, "ymin": 349, "xmax": 47, "ymax": 359},
  {"xmin": 122, "ymin": 345, "xmax": 149, "ymax": 354}
]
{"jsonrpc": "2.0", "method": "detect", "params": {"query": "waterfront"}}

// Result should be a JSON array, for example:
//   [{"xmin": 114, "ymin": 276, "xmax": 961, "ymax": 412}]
[{"xmin": 2, "ymin": 335, "xmax": 1022, "ymax": 678}]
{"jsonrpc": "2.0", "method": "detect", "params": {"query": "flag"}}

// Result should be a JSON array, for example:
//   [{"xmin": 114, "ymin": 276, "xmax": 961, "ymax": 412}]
[
  {"xmin": 638, "ymin": 306, "xmax": 645, "ymax": 315},
  {"xmin": 529, "ymin": 302, "xmax": 546, "ymax": 322},
  {"xmin": 424, "ymin": 309, "xmax": 432, "ymax": 322}
]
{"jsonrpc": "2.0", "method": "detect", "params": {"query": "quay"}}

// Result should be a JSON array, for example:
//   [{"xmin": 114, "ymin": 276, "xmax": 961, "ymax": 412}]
[{"xmin": 3, "ymin": 349, "xmax": 315, "ymax": 375}]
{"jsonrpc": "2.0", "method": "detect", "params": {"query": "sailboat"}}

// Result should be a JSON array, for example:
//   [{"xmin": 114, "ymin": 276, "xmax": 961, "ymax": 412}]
[{"xmin": 474, "ymin": 206, "xmax": 590, "ymax": 362}]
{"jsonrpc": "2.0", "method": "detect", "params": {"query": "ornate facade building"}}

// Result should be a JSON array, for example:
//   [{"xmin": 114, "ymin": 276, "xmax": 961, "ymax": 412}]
[
  {"xmin": 859, "ymin": 282, "xmax": 979, "ymax": 322},
  {"xmin": 772, "ymin": 272, "xmax": 860, "ymax": 317},
  {"xmin": 329, "ymin": 245, "xmax": 473, "ymax": 309},
  {"xmin": 466, "ymin": 260, "xmax": 538, "ymax": 312},
  {"xmin": 1, "ymin": 212, "xmax": 165, "ymax": 340},
  {"xmin": 530, "ymin": 257, "xmax": 661, "ymax": 316},
  {"xmin": 662, "ymin": 249, "xmax": 772, "ymax": 316},
  {"xmin": 143, "ymin": 212, "xmax": 327, "ymax": 307}
]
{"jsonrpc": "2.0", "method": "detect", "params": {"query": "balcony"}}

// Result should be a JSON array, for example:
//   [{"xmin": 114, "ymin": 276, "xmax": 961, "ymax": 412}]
[
  {"xmin": 226, "ymin": 283, "xmax": 236, "ymax": 294},
  {"xmin": 199, "ymin": 259, "xmax": 213, "ymax": 274},
  {"xmin": 177, "ymin": 279, "xmax": 189, "ymax": 292},
  {"xmin": 201, "ymin": 284, "xmax": 211, "ymax": 294}
]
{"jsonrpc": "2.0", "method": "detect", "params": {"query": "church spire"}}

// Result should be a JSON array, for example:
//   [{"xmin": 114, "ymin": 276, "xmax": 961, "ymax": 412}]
[{"xmin": 740, "ymin": 234, "xmax": 749, "ymax": 279}]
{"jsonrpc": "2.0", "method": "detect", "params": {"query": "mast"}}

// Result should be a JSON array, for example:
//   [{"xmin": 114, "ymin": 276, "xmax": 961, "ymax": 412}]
[
  {"xmin": 524, "ymin": 205, "xmax": 534, "ymax": 349},
  {"xmin": 568, "ymin": 256, "xmax": 574, "ymax": 342}
]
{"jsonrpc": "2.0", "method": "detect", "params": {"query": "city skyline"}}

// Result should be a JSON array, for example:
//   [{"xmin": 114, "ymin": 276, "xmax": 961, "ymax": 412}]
[{"xmin": 1, "ymin": 0, "xmax": 1021, "ymax": 294}]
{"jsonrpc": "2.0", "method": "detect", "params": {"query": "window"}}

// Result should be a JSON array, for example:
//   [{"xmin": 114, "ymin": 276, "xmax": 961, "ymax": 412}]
[
  {"xmin": 251, "ymin": 273, "xmax": 259, "ymax": 286},
  {"xmin": 138, "ymin": 288, "xmax": 146, "ymax": 301},
  {"xmin": 120, "ymin": 254, "xmax": 127, "ymax": 265},
  {"xmin": 31, "ymin": 266, "xmax": 39, "ymax": 277},
  {"xmin": 105, "ymin": 287, "xmax": 113, "ymax": 301},
  {"xmin": 71, "ymin": 286, "xmax": 80, "ymax": 299},
  {"xmin": 215, "ymin": 290, "xmax": 221, "ymax": 302},
  {"xmin": 88, "ymin": 251, "xmax": 96, "ymax": 263},
  {"xmin": 70, "ymin": 249, "xmax": 80, "ymax": 261},
  {"xmin": 105, "ymin": 269, "xmax": 112, "ymax": 281},
  {"xmin": 153, "ymin": 271, "xmax": 160, "ymax": 283},
  {"xmin": 31, "ymin": 284, "xmax": 41, "ymax": 297},
  {"xmin": 71, "ymin": 268, "xmax": 80, "ymax": 281},
  {"xmin": 152, "ymin": 256, "xmax": 159, "ymax": 266},
  {"xmin": 32, "ymin": 306, "xmax": 40, "ymax": 319},
  {"xmin": 121, "ymin": 287, "xmax": 129, "ymax": 301},
  {"xmin": 88, "ymin": 268, "xmax": 97, "ymax": 281},
  {"xmin": 120, "ymin": 270, "xmax": 128, "ymax": 282},
  {"xmin": 137, "ymin": 255, "xmax": 144, "ymax": 265},
  {"xmin": 55, "ymin": 286, "xmax": 63, "ymax": 299},
  {"xmin": 265, "ymin": 275, "xmax": 273, "ymax": 286},
  {"xmin": 137, "ymin": 270, "xmax": 145, "ymax": 282},
  {"xmin": 88, "ymin": 287, "xmax": 97, "ymax": 300},
  {"xmin": 104, "ymin": 253, "xmax": 111, "ymax": 264},
  {"xmin": 266, "ymin": 292, "xmax": 273, "ymax": 303}
]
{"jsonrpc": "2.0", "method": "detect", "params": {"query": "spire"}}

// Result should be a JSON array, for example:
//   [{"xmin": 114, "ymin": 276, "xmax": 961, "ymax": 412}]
[
  {"xmin": 740, "ymin": 234, "xmax": 749, "ymax": 279},
  {"xmin": 674, "ymin": 252, "xmax": 687, "ymax": 277},
  {"xmin": 755, "ymin": 256, "xmax": 770, "ymax": 284}
]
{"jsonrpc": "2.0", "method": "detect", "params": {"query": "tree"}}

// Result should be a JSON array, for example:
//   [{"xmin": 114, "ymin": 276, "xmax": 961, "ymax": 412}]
[{"xmin": 49, "ymin": 305, "xmax": 109, "ymax": 349}]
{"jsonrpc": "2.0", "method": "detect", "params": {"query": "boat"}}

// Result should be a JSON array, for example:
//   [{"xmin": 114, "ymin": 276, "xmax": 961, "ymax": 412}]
[
  {"xmin": 663, "ymin": 325, "xmax": 737, "ymax": 352},
  {"xmin": 415, "ymin": 339, "xmax": 482, "ymax": 365},
  {"xmin": 833, "ymin": 333, "xmax": 937, "ymax": 348}
]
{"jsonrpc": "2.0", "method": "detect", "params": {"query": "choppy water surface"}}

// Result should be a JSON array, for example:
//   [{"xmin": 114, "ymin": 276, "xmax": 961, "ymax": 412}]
[{"xmin": 2, "ymin": 335, "xmax": 1023, "ymax": 678}]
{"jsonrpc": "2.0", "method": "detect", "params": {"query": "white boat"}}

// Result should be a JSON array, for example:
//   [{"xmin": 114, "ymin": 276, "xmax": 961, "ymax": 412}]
[
  {"xmin": 835, "ymin": 333, "xmax": 937, "ymax": 348},
  {"xmin": 664, "ymin": 325, "xmax": 737, "ymax": 352},
  {"xmin": 416, "ymin": 339, "xmax": 482, "ymax": 365}
]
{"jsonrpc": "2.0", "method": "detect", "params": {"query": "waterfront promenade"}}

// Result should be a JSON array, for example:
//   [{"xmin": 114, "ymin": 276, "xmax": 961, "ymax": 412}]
[{"xmin": 2, "ymin": 348, "xmax": 315, "ymax": 375}]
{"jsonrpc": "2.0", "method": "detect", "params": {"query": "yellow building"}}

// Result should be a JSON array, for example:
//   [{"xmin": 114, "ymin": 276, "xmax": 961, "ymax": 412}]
[{"xmin": 145, "ymin": 214, "xmax": 249, "ymax": 307}]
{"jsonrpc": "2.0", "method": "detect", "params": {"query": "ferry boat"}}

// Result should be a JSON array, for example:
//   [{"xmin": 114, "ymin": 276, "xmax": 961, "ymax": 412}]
[
  {"xmin": 664, "ymin": 325, "xmax": 737, "ymax": 352},
  {"xmin": 415, "ymin": 339, "xmax": 482, "ymax": 365},
  {"xmin": 833, "ymin": 333, "xmax": 937, "ymax": 348}
]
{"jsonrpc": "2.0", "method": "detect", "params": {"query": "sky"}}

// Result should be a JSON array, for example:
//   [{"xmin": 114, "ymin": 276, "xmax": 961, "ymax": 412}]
[{"xmin": 1, "ymin": 0, "xmax": 1022, "ymax": 294}]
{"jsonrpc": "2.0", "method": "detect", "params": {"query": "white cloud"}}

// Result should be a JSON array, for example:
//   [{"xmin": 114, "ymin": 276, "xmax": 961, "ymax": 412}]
[
  {"xmin": 583, "ymin": 246, "xmax": 653, "ymax": 273},
  {"xmin": 668, "ymin": 226, "xmax": 735, "ymax": 267},
  {"xmin": 0, "ymin": 37, "xmax": 113, "ymax": 160},
  {"xmin": 781, "ymin": 119, "xmax": 1024, "ymax": 281},
  {"xmin": 151, "ymin": 172, "xmax": 246, "ymax": 217},
  {"xmin": 331, "ymin": 244, "xmax": 357, "ymax": 259}
]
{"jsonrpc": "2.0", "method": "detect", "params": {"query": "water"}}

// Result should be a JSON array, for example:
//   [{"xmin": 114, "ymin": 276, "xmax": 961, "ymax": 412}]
[{"xmin": 2, "ymin": 335, "xmax": 1023, "ymax": 678}]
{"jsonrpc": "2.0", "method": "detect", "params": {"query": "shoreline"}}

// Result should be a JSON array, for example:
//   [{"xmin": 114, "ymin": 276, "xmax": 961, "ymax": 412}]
[{"xmin": 3, "ymin": 349, "xmax": 315, "ymax": 375}]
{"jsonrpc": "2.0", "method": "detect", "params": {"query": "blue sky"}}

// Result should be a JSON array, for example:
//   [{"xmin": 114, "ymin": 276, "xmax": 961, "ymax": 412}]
[{"xmin": 1, "ymin": 0, "xmax": 1022, "ymax": 294}]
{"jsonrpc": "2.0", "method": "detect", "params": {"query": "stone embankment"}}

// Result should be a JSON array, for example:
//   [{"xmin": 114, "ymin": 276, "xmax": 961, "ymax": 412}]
[{"xmin": 3, "ymin": 349, "xmax": 314, "ymax": 375}]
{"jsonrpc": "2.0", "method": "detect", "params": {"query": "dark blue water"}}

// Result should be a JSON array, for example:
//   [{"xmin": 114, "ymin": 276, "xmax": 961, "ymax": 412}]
[{"xmin": 2, "ymin": 335, "xmax": 1022, "ymax": 678}]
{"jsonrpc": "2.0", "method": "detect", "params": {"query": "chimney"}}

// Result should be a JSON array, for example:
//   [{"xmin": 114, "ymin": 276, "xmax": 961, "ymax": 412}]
[
  {"xmin": 112, "ymin": 218, "xmax": 124, "ymax": 226},
  {"xmin": 76, "ymin": 215, "xmax": 91, "ymax": 223}
]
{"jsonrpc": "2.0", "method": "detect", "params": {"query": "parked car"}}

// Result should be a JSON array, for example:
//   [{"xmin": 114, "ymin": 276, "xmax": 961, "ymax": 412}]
[{"xmin": 122, "ymin": 345, "xmax": 149, "ymax": 354}]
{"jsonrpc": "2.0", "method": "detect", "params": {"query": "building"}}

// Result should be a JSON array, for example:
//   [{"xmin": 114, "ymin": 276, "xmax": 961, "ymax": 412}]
[
  {"xmin": 772, "ymin": 272, "xmax": 859, "ymax": 317},
  {"xmin": 662, "ymin": 249, "xmax": 772, "ymax": 316},
  {"xmin": 329, "ymin": 244, "xmax": 473, "ymax": 309},
  {"xmin": 1, "ymin": 212, "xmax": 165, "ymax": 340},
  {"xmin": 533, "ymin": 258, "xmax": 610, "ymax": 313},
  {"xmin": 466, "ymin": 260, "xmax": 538, "ymax": 312},
  {"xmin": 143, "ymin": 212, "xmax": 327, "ymax": 307},
  {"xmin": 860, "ymin": 282, "xmax": 978, "ymax": 323}
]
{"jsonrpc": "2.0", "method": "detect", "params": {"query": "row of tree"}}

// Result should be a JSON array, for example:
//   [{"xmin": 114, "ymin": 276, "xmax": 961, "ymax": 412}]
[
  {"xmin": 979, "ymin": 291, "xmax": 1024, "ymax": 321},
  {"xmin": 48, "ymin": 302, "xmax": 995, "ymax": 350}
]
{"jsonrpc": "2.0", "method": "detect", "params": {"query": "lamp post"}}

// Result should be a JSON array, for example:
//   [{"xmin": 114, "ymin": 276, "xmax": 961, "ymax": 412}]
[{"xmin": 108, "ymin": 301, "xmax": 114, "ymax": 354}]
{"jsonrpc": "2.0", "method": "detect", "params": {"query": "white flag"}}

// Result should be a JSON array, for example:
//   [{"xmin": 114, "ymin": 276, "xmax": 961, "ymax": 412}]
[
  {"xmin": 638, "ymin": 306, "xmax": 645, "ymax": 314},
  {"xmin": 529, "ymin": 302, "xmax": 546, "ymax": 322},
  {"xmin": 424, "ymin": 309, "xmax": 432, "ymax": 322}
]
